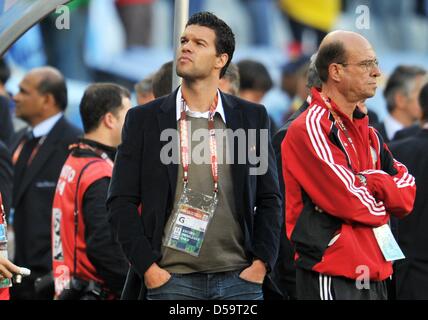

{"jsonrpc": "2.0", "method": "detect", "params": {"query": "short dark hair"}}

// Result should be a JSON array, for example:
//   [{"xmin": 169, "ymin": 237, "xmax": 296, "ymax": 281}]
[
  {"xmin": 186, "ymin": 11, "xmax": 235, "ymax": 78},
  {"xmin": 0, "ymin": 58, "xmax": 10, "ymax": 85},
  {"xmin": 384, "ymin": 65, "xmax": 427, "ymax": 113},
  {"xmin": 419, "ymin": 82, "xmax": 428, "ymax": 121},
  {"xmin": 315, "ymin": 41, "xmax": 347, "ymax": 83},
  {"xmin": 152, "ymin": 61, "xmax": 173, "ymax": 98},
  {"xmin": 79, "ymin": 83, "xmax": 131, "ymax": 133},
  {"xmin": 237, "ymin": 59, "xmax": 273, "ymax": 93},
  {"xmin": 37, "ymin": 73, "xmax": 68, "ymax": 111}
]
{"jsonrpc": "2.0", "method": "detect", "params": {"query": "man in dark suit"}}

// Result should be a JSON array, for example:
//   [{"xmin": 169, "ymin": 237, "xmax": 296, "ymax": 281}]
[
  {"xmin": 373, "ymin": 65, "xmax": 426, "ymax": 143},
  {"xmin": 0, "ymin": 58, "xmax": 15, "ymax": 147},
  {"xmin": 0, "ymin": 141, "xmax": 12, "ymax": 218},
  {"xmin": 10, "ymin": 67, "xmax": 82, "ymax": 299},
  {"xmin": 268, "ymin": 52, "xmax": 321, "ymax": 300},
  {"xmin": 392, "ymin": 124, "xmax": 421, "ymax": 141},
  {"xmin": 389, "ymin": 82, "xmax": 428, "ymax": 299},
  {"xmin": 108, "ymin": 12, "xmax": 282, "ymax": 300}
]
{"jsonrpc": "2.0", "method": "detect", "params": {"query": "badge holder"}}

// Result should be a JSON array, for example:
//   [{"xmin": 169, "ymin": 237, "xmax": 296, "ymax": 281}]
[
  {"xmin": 0, "ymin": 203, "xmax": 11, "ymax": 289},
  {"xmin": 164, "ymin": 186, "xmax": 218, "ymax": 257},
  {"xmin": 373, "ymin": 224, "xmax": 405, "ymax": 262}
]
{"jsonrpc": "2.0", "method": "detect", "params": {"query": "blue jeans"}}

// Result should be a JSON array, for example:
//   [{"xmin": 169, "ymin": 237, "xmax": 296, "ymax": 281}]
[{"xmin": 146, "ymin": 270, "xmax": 263, "ymax": 300}]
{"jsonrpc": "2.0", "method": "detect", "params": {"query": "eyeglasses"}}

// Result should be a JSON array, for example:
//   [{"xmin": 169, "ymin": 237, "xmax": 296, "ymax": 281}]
[{"xmin": 338, "ymin": 59, "xmax": 379, "ymax": 72}]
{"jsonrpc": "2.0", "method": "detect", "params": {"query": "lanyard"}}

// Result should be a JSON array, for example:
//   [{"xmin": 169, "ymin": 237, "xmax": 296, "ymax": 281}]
[
  {"xmin": 319, "ymin": 93, "xmax": 362, "ymax": 170},
  {"xmin": 69, "ymin": 142, "xmax": 114, "ymax": 168},
  {"xmin": 179, "ymin": 94, "xmax": 219, "ymax": 194},
  {"xmin": 27, "ymin": 135, "xmax": 47, "ymax": 166}
]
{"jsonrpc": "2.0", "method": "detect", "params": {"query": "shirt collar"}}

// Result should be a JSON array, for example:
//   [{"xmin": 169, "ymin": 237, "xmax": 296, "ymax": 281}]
[
  {"xmin": 384, "ymin": 114, "xmax": 404, "ymax": 141},
  {"xmin": 176, "ymin": 87, "xmax": 226, "ymax": 123},
  {"xmin": 32, "ymin": 113, "xmax": 63, "ymax": 138}
]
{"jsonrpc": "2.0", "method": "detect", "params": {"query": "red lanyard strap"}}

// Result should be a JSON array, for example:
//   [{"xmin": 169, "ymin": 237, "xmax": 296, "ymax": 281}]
[
  {"xmin": 69, "ymin": 142, "xmax": 114, "ymax": 168},
  {"xmin": 179, "ymin": 94, "xmax": 219, "ymax": 193},
  {"xmin": 320, "ymin": 93, "xmax": 361, "ymax": 169}
]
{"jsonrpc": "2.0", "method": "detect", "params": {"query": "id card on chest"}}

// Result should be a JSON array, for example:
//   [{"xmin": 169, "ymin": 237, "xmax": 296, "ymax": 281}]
[{"xmin": 164, "ymin": 187, "xmax": 218, "ymax": 256}]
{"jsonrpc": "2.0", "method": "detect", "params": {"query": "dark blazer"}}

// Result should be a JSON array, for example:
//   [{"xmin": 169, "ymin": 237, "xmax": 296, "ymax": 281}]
[
  {"xmin": 0, "ymin": 140, "xmax": 13, "ymax": 217},
  {"xmin": 12, "ymin": 116, "xmax": 82, "ymax": 277},
  {"xmin": 266, "ymin": 100, "xmax": 309, "ymax": 300},
  {"xmin": 392, "ymin": 124, "xmax": 421, "ymax": 141},
  {"xmin": 389, "ymin": 129, "xmax": 428, "ymax": 299},
  {"xmin": 107, "ymin": 89, "xmax": 282, "ymax": 300},
  {"xmin": 0, "ymin": 95, "xmax": 14, "ymax": 147}
]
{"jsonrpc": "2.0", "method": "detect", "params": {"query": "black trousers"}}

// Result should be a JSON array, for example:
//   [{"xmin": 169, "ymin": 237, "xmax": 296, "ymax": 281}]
[{"xmin": 296, "ymin": 267, "xmax": 388, "ymax": 300}]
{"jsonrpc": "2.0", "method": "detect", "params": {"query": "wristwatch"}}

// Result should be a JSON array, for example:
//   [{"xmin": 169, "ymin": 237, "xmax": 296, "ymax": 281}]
[{"xmin": 356, "ymin": 174, "xmax": 367, "ymax": 186}]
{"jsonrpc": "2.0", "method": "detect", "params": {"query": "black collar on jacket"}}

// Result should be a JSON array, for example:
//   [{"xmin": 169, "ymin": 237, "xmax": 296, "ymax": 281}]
[{"xmin": 73, "ymin": 138, "xmax": 117, "ymax": 161}]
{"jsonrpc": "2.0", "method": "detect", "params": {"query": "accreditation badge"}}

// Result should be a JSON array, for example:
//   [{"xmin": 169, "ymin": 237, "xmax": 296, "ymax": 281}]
[
  {"xmin": 373, "ymin": 224, "xmax": 405, "ymax": 262},
  {"xmin": 0, "ymin": 224, "xmax": 6, "ymax": 242},
  {"xmin": 164, "ymin": 187, "xmax": 218, "ymax": 256}
]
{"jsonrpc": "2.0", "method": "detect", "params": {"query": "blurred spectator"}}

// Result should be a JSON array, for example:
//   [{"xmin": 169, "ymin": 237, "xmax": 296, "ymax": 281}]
[
  {"xmin": 389, "ymin": 82, "xmax": 428, "ymax": 299},
  {"xmin": 237, "ymin": 59, "xmax": 278, "ymax": 135},
  {"xmin": 40, "ymin": 0, "xmax": 92, "ymax": 81},
  {"xmin": 135, "ymin": 74, "xmax": 155, "ymax": 105},
  {"xmin": 280, "ymin": 56, "xmax": 310, "ymax": 100},
  {"xmin": 238, "ymin": 59, "xmax": 273, "ymax": 102},
  {"xmin": 0, "ymin": 59, "xmax": 14, "ymax": 147},
  {"xmin": 278, "ymin": 0, "xmax": 340, "ymax": 58},
  {"xmin": 10, "ymin": 67, "xmax": 82, "ymax": 300},
  {"xmin": 219, "ymin": 63, "xmax": 240, "ymax": 96},
  {"xmin": 374, "ymin": 65, "xmax": 427, "ymax": 142},
  {"xmin": 115, "ymin": 0, "xmax": 155, "ymax": 48},
  {"xmin": 241, "ymin": 0, "xmax": 273, "ymax": 46},
  {"xmin": 269, "ymin": 52, "xmax": 320, "ymax": 301},
  {"xmin": 190, "ymin": 0, "xmax": 272, "ymax": 46},
  {"xmin": 152, "ymin": 61, "xmax": 173, "ymax": 98},
  {"xmin": 279, "ymin": 55, "xmax": 310, "ymax": 123},
  {"xmin": 189, "ymin": 0, "xmax": 205, "ymax": 15},
  {"xmin": 369, "ymin": 0, "xmax": 416, "ymax": 51},
  {"xmin": 52, "ymin": 83, "xmax": 130, "ymax": 300},
  {"xmin": 392, "ymin": 124, "xmax": 421, "ymax": 141},
  {"xmin": 282, "ymin": 59, "xmax": 310, "ymax": 122}
]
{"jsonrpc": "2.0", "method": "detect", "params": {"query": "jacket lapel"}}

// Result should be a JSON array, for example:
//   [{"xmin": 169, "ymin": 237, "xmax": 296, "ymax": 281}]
[
  {"xmin": 14, "ymin": 117, "xmax": 67, "ymax": 206},
  {"xmin": 157, "ymin": 89, "xmax": 179, "ymax": 198},
  {"xmin": 221, "ymin": 92, "xmax": 245, "ymax": 216}
]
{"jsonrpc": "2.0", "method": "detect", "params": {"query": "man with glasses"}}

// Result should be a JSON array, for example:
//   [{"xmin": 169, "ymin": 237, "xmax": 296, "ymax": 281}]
[{"xmin": 281, "ymin": 30, "xmax": 416, "ymax": 300}]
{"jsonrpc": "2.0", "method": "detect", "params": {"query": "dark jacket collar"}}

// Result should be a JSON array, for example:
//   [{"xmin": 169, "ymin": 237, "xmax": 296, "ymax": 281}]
[{"xmin": 73, "ymin": 138, "xmax": 117, "ymax": 161}]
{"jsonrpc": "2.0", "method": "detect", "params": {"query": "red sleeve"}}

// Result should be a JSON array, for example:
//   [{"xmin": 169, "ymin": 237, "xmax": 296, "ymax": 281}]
[
  {"xmin": 0, "ymin": 288, "xmax": 9, "ymax": 300},
  {"xmin": 282, "ymin": 106, "xmax": 389, "ymax": 227},
  {"xmin": 361, "ymin": 159, "xmax": 416, "ymax": 219}
]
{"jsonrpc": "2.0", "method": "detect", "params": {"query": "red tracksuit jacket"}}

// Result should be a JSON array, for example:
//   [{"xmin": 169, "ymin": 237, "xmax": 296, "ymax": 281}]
[{"xmin": 282, "ymin": 88, "xmax": 416, "ymax": 281}]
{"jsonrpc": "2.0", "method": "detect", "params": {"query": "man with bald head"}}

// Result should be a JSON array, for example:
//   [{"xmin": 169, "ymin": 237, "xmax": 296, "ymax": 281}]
[
  {"xmin": 281, "ymin": 31, "xmax": 416, "ymax": 299},
  {"xmin": 10, "ymin": 67, "xmax": 82, "ymax": 299}
]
